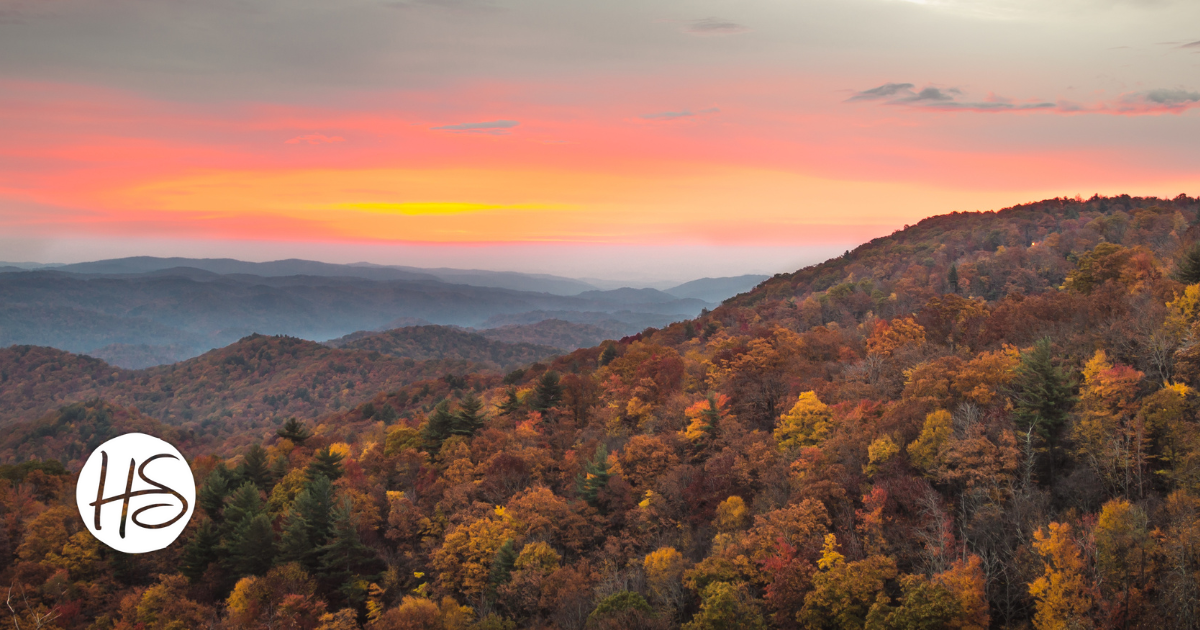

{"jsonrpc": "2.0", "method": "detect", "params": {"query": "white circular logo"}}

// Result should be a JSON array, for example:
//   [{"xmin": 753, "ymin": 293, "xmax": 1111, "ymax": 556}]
[{"xmin": 75, "ymin": 433, "xmax": 195, "ymax": 554}]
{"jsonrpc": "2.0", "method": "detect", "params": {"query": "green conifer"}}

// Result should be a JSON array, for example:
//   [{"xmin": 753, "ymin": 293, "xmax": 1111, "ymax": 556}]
[
  {"xmin": 276, "ymin": 417, "xmax": 312, "ymax": 444},
  {"xmin": 576, "ymin": 443, "xmax": 611, "ymax": 508},
  {"xmin": 198, "ymin": 464, "xmax": 233, "ymax": 522},
  {"xmin": 453, "ymin": 392, "xmax": 485, "ymax": 436},
  {"xmin": 533, "ymin": 370, "xmax": 563, "ymax": 411},
  {"xmin": 236, "ymin": 443, "xmax": 272, "ymax": 491},
  {"xmin": 306, "ymin": 446, "xmax": 345, "ymax": 482},
  {"xmin": 180, "ymin": 519, "xmax": 221, "ymax": 582},
  {"xmin": 1174, "ymin": 241, "xmax": 1200, "ymax": 285}
]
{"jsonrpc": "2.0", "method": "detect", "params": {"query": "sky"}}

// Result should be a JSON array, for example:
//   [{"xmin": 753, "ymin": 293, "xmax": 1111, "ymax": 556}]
[{"xmin": 1, "ymin": 0, "xmax": 1198, "ymax": 282}]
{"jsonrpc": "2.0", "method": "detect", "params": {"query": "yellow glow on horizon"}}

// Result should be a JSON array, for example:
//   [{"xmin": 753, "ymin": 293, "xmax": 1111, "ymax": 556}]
[{"xmin": 337, "ymin": 201, "xmax": 568, "ymax": 215}]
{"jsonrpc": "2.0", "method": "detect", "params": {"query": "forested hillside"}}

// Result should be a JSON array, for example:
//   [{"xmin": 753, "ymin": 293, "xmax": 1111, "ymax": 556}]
[
  {"xmin": 0, "ymin": 333, "xmax": 515, "ymax": 454},
  {"xmin": 326, "ymin": 326, "xmax": 561, "ymax": 369},
  {"xmin": 7, "ymin": 194, "xmax": 1200, "ymax": 629}
]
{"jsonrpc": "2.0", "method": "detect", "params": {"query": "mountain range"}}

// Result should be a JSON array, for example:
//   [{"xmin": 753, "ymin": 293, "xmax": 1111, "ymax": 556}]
[{"xmin": 0, "ymin": 258, "xmax": 767, "ymax": 368}]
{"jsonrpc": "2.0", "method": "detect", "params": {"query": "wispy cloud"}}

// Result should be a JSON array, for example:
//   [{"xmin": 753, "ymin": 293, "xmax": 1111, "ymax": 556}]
[
  {"xmin": 431, "ymin": 120, "xmax": 519, "ymax": 134},
  {"xmin": 683, "ymin": 17, "xmax": 748, "ymax": 36},
  {"xmin": 1182, "ymin": 40, "xmax": 1200, "ymax": 49},
  {"xmin": 847, "ymin": 83, "xmax": 915, "ymax": 101},
  {"xmin": 641, "ymin": 107, "xmax": 720, "ymax": 120},
  {"xmin": 285, "ymin": 134, "xmax": 344, "ymax": 144},
  {"xmin": 849, "ymin": 82, "xmax": 1200, "ymax": 115}
]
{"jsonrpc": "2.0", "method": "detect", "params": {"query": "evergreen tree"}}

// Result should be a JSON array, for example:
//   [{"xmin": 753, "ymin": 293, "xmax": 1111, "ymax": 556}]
[
  {"xmin": 225, "ymin": 513, "xmax": 276, "ymax": 578},
  {"xmin": 1009, "ymin": 337, "xmax": 1078, "ymax": 483},
  {"xmin": 236, "ymin": 443, "xmax": 272, "ymax": 491},
  {"xmin": 376, "ymin": 402, "xmax": 398, "ymax": 424},
  {"xmin": 221, "ymin": 482, "xmax": 265, "ymax": 536},
  {"xmin": 269, "ymin": 455, "xmax": 289, "ymax": 483},
  {"xmin": 576, "ymin": 443, "xmax": 612, "ymax": 508},
  {"xmin": 277, "ymin": 417, "xmax": 312, "ymax": 444},
  {"xmin": 422, "ymin": 400, "xmax": 456, "ymax": 450},
  {"xmin": 1175, "ymin": 241, "xmax": 1200, "ymax": 285},
  {"xmin": 532, "ymin": 370, "xmax": 563, "ymax": 411},
  {"xmin": 306, "ymin": 446, "xmax": 345, "ymax": 482},
  {"xmin": 453, "ymin": 392, "xmax": 485, "ymax": 436},
  {"xmin": 318, "ymin": 498, "xmax": 380, "ymax": 607},
  {"xmin": 489, "ymin": 538, "xmax": 518, "ymax": 593},
  {"xmin": 947, "ymin": 263, "xmax": 960, "ymax": 294},
  {"xmin": 180, "ymin": 519, "xmax": 221, "ymax": 582},
  {"xmin": 599, "ymin": 344, "xmax": 618, "ymax": 366},
  {"xmin": 497, "ymin": 387, "xmax": 522, "ymax": 416},
  {"xmin": 278, "ymin": 510, "xmax": 313, "ymax": 568},
  {"xmin": 219, "ymin": 482, "xmax": 275, "ymax": 579},
  {"xmin": 198, "ymin": 464, "xmax": 234, "ymax": 522},
  {"xmin": 293, "ymin": 475, "xmax": 335, "ymax": 556}
]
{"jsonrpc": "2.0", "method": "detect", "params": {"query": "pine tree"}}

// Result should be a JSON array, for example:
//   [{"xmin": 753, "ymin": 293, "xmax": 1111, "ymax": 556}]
[
  {"xmin": 221, "ymin": 482, "xmax": 265, "ymax": 536},
  {"xmin": 1009, "ymin": 337, "xmax": 1077, "ymax": 483},
  {"xmin": 376, "ymin": 403, "xmax": 398, "ymax": 424},
  {"xmin": 306, "ymin": 446, "xmax": 345, "ymax": 482},
  {"xmin": 198, "ymin": 464, "xmax": 234, "ymax": 522},
  {"xmin": 489, "ymin": 539, "xmax": 518, "ymax": 593},
  {"xmin": 269, "ymin": 455, "xmax": 289, "ymax": 483},
  {"xmin": 497, "ymin": 387, "xmax": 522, "ymax": 416},
  {"xmin": 219, "ymin": 483, "xmax": 275, "ymax": 579},
  {"xmin": 237, "ymin": 443, "xmax": 272, "ymax": 491},
  {"xmin": 533, "ymin": 370, "xmax": 563, "ymax": 411},
  {"xmin": 225, "ymin": 513, "xmax": 276, "ymax": 578},
  {"xmin": 599, "ymin": 344, "xmax": 618, "ymax": 366},
  {"xmin": 318, "ymin": 498, "xmax": 380, "ymax": 607},
  {"xmin": 278, "ymin": 510, "xmax": 313, "ymax": 568},
  {"xmin": 422, "ymin": 400, "xmax": 456, "ymax": 450},
  {"xmin": 576, "ymin": 443, "xmax": 612, "ymax": 508},
  {"xmin": 180, "ymin": 519, "xmax": 221, "ymax": 582},
  {"xmin": 277, "ymin": 417, "xmax": 312, "ymax": 444},
  {"xmin": 453, "ymin": 393, "xmax": 485, "ymax": 436},
  {"xmin": 293, "ymin": 475, "xmax": 335, "ymax": 555},
  {"xmin": 1175, "ymin": 241, "xmax": 1200, "ymax": 285},
  {"xmin": 947, "ymin": 264, "xmax": 960, "ymax": 294}
]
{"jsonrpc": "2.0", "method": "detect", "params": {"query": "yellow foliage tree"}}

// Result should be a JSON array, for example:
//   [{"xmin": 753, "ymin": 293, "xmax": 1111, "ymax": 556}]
[
  {"xmin": 1073, "ymin": 350, "xmax": 1148, "ymax": 496},
  {"xmin": 714, "ymin": 496, "xmax": 749, "ymax": 533},
  {"xmin": 864, "ymin": 435, "xmax": 899, "ymax": 476},
  {"xmin": 908, "ymin": 409, "xmax": 953, "ymax": 472},
  {"xmin": 1029, "ymin": 522, "xmax": 1095, "ymax": 630},
  {"xmin": 775, "ymin": 392, "xmax": 832, "ymax": 451},
  {"xmin": 431, "ymin": 512, "xmax": 517, "ymax": 596},
  {"xmin": 645, "ymin": 546, "xmax": 689, "ymax": 607},
  {"xmin": 514, "ymin": 541, "xmax": 561, "ymax": 573}
]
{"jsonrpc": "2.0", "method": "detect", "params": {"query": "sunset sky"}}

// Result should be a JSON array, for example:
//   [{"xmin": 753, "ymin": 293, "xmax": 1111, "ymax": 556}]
[{"xmin": 2, "ymin": 0, "xmax": 1198, "ymax": 281}]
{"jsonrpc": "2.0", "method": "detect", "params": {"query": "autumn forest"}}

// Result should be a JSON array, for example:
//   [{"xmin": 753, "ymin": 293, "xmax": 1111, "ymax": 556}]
[{"xmin": 8, "ymin": 194, "xmax": 1200, "ymax": 630}]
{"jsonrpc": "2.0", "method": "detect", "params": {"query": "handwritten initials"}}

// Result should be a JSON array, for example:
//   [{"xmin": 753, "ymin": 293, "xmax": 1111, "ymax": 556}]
[{"xmin": 89, "ymin": 451, "xmax": 190, "ymax": 539}]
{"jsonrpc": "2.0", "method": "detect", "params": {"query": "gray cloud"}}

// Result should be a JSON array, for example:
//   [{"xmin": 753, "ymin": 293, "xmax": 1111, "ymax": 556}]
[
  {"xmin": 1183, "ymin": 40, "xmax": 1200, "ymax": 48},
  {"xmin": 431, "ymin": 120, "xmax": 519, "ymax": 132},
  {"xmin": 848, "ymin": 83, "xmax": 915, "ymax": 101},
  {"xmin": 851, "ymin": 81, "xmax": 1200, "ymax": 114},
  {"xmin": 850, "ymin": 82, "xmax": 1057, "ymax": 111},
  {"xmin": 640, "ymin": 107, "xmax": 720, "ymax": 120},
  {"xmin": 683, "ymin": 17, "xmax": 747, "ymax": 35}
]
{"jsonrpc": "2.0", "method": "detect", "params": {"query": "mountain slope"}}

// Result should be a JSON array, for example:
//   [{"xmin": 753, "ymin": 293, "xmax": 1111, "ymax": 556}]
[
  {"xmin": 6, "ymin": 195, "xmax": 1200, "ymax": 630},
  {"xmin": 326, "ymin": 325, "xmax": 562, "ymax": 368}
]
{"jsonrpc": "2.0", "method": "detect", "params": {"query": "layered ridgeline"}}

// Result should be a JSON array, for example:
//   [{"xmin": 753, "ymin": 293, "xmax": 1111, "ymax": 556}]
[
  {"xmin": 0, "ymin": 259, "xmax": 761, "ymax": 368},
  {"xmin": 0, "ymin": 328, "xmax": 561, "ymax": 454},
  {"xmin": 7, "ymin": 195, "xmax": 1200, "ymax": 629}
]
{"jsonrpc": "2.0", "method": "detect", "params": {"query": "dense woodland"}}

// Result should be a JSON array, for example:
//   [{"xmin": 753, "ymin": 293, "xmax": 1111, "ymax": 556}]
[{"xmin": 6, "ymin": 195, "xmax": 1200, "ymax": 629}]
